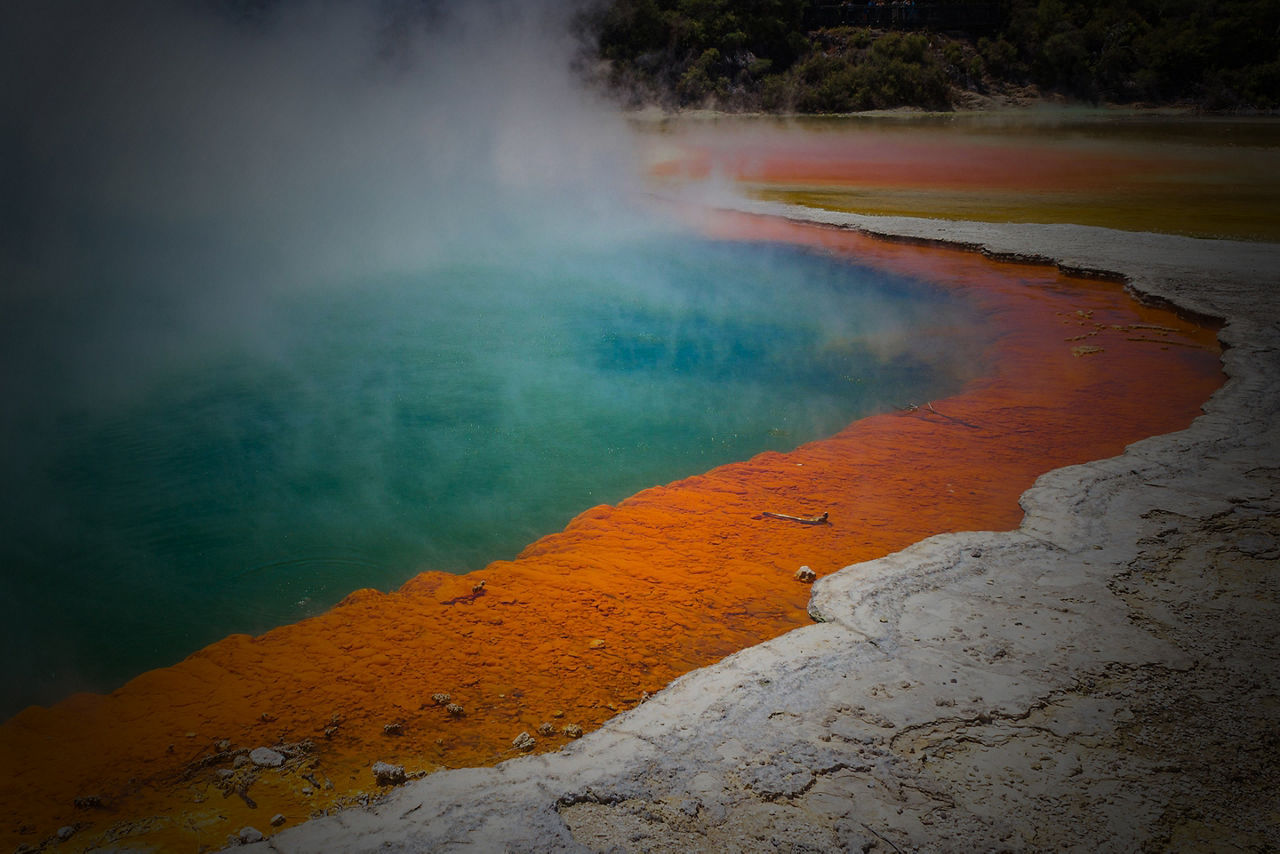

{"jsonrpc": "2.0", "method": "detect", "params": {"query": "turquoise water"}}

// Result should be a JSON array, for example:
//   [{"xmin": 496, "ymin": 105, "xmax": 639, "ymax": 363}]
[{"xmin": 0, "ymin": 234, "xmax": 986, "ymax": 717}]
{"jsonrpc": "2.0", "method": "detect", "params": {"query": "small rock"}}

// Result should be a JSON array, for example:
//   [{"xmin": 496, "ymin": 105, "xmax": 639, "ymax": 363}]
[
  {"xmin": 794, "ymin": 565, "xmax": 817, "ymax": 583},
  {"xmin": 431, "ymin": 692, "xmax": 451, "ymax": 705},
  {"xmin": 588, "ymin": 638, "xmax": 606, "ymax": 649},
  {"xmin": 239, "ymin": 826, "xmax": 265, "ymax": 844},
  {"xmin": 563, "ymin": 724, "xmax": 583, "ymax": 739},
  {"xmin": 372, "ymin": 761, "xmax": 407, "ymax": 786},
  {"xmin": 72, "ymin": 795, "xmax": 103, "ymax": 810},
  {"xmin": 216, "ymin": 768, "xmax": 235, "ymax": 779},
  {"xmin": 287, "ymin": 739, "xmax": 314, "ymax": 756},
  {"xmin": 56, "ymin": 826, "xmax": 75, "ymax": 841},
  {"xmin": 323, "ymin": 726, "xmax": 339, "ymax": 739},
  {"xmin": 383, "ymin": 723, "xmax": 404, "ymax": 736},
  {"xmin": 512, "ymin": 731, "xmax": 536, "ymax": 752},
  {"xmin": 233, "ymin": 755, "xmax": 250, "ymax": 769},
  {"xmin": 249, "ymin": 747, "xmax": 285, "ymax": 768},
  {"xmin": 537, "ymin": 722, "xmax": 556, "ymax": 737},
  {"xmin": 217, "ymin": 739, "xmax": 231, "ymax": 752},
  {"xmin": 301, "ymin": 786, "xmax": 313, "ymax": 796},
  {"xmin": 446, "ymin": 703, "xmax": 465, "ymax": 717},
  {"xmin": 270, "ymin": 814, "xmax": 287, "ymax": 827}
]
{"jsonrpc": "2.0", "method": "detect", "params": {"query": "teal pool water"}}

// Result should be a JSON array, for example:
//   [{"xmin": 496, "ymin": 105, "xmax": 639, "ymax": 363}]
[{"xmin": 0, "ymin": 233, "xmax": 986, "ymax": 717}]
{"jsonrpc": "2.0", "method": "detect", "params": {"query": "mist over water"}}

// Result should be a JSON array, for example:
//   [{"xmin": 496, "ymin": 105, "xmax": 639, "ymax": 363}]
[{"xmin": 0, "ymin": 1, "xmax": 987, "ymax": 718}]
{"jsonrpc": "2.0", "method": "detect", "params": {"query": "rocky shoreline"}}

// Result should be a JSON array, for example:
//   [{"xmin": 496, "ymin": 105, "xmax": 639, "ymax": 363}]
[{"xmin": 239, "ymin": 209, "xmax": 1280, "ymax": 852}]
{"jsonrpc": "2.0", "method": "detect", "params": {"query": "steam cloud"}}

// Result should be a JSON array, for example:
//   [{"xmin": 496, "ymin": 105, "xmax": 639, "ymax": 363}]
[
  {"xmin": 0, "ymin": 0, "xmax": 632, "ymax": 398},
  {"xmin": 0, "ymin": 0, "xmax": 651, "ymax": 495},
  {"xmin": 0, "ymin": 0, "xmax": 650, "ymax": 715},
  {"xmin": 0, "ymin": 1, "xmax": 987, "ymax": 718}
]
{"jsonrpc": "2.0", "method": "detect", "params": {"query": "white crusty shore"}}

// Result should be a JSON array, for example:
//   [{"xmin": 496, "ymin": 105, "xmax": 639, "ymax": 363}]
[{"xmin": 241, "ymin": 207, "xmax": 1280, "ymax": 852}]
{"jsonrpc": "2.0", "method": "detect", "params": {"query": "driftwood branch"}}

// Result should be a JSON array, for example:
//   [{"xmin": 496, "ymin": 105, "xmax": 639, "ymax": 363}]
[
  {"xmin": 758, "ymin": 511, "xmax": 830, "ymax": 525},
  {"xmin": 898, "ymin": 402, "xmax": 983, "ymax": 430}
]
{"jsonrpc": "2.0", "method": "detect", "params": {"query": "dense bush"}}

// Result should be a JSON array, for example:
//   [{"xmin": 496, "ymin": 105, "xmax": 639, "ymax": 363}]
[
  {"xmin": 583, "ymin": 0, "xmax": 810, "ymax": 108},
  {"xmin": 1000, "ymin": 0, "xmax": 1280, "ymax": 106},
  {"xmin": 581, "ymin": 0, "xmax": 1280, "ymax": 111},
  {"xmin": 782, "ymin": 31, "xmax": 952, "ymax": 112}
]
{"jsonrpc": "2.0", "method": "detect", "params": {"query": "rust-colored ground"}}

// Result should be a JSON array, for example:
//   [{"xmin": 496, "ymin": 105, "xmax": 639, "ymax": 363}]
[{"xmin": 0, "ymin": 212, "xmax": 1221, "ymax": 853}]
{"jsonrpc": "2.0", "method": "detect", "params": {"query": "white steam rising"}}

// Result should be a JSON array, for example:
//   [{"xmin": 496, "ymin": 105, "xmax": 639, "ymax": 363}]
[
  {"xmin": 0, "ymin": 0, "xmax": 655, "ymax": 426},
  {"xmin": 0, "ymin": 1, "xmax": 992, "ymax": 720},
  {"xmin": 2, "ymin": 0, "xmax": 632, "ymax": 284},
  {"xmin": 0, "ymin": 0, "xmax": 653, "ymax": 715}
]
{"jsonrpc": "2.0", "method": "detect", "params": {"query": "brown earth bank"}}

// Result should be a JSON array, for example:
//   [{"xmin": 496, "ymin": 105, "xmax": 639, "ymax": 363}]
[
  {"xmin": 0, "ymin": 209, "xmax": 1224, "ymax": 852},
  {"xmin": 226, "ymin": 208, "xmax": 1277, "ymax": 853}
]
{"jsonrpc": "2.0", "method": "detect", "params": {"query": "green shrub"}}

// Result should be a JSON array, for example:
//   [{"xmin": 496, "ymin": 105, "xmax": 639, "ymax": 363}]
[
  {"xmin": 978, "ymin": 36, "xmax": 1019, "ymax": 78},
  {"xmin": 871, "ymin": 32, "xmax": 930, "ymax": 65},
  {"xmin": 943, "ymin": 41, "xmax": 966, "ymax": 69}
]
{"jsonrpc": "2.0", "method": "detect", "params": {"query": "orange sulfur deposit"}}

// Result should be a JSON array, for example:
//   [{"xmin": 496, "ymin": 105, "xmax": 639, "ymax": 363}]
[{"xmin": 0, "ymin": 212, "xmax": 1222, "ymax": 852}]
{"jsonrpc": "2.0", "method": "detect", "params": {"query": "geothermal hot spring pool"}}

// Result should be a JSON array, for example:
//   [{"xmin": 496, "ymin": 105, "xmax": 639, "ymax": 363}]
[
  {"xmin": 0, "ymin": 228, "xmax": 986, "ymax": 718},
  {"xmin": 0, "ymin": 5, "xmax": 1252, "ymax": 850}
]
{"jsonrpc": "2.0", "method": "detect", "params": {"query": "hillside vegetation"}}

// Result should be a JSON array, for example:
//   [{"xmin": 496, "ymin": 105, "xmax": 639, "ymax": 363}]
[{"xmin": 578, "ymin": 0, "xmax": 1280, "ymax": 112}]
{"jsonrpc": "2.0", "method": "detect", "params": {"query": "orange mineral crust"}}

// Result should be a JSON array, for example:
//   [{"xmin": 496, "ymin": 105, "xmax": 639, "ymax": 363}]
[
  {"xmin": 650, "ymin": 132, "xmax": 1165, "ymax": 193},
  {"xmin": 0, "ymin": 215, "xmax": 1221, "ymax": 852}
]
